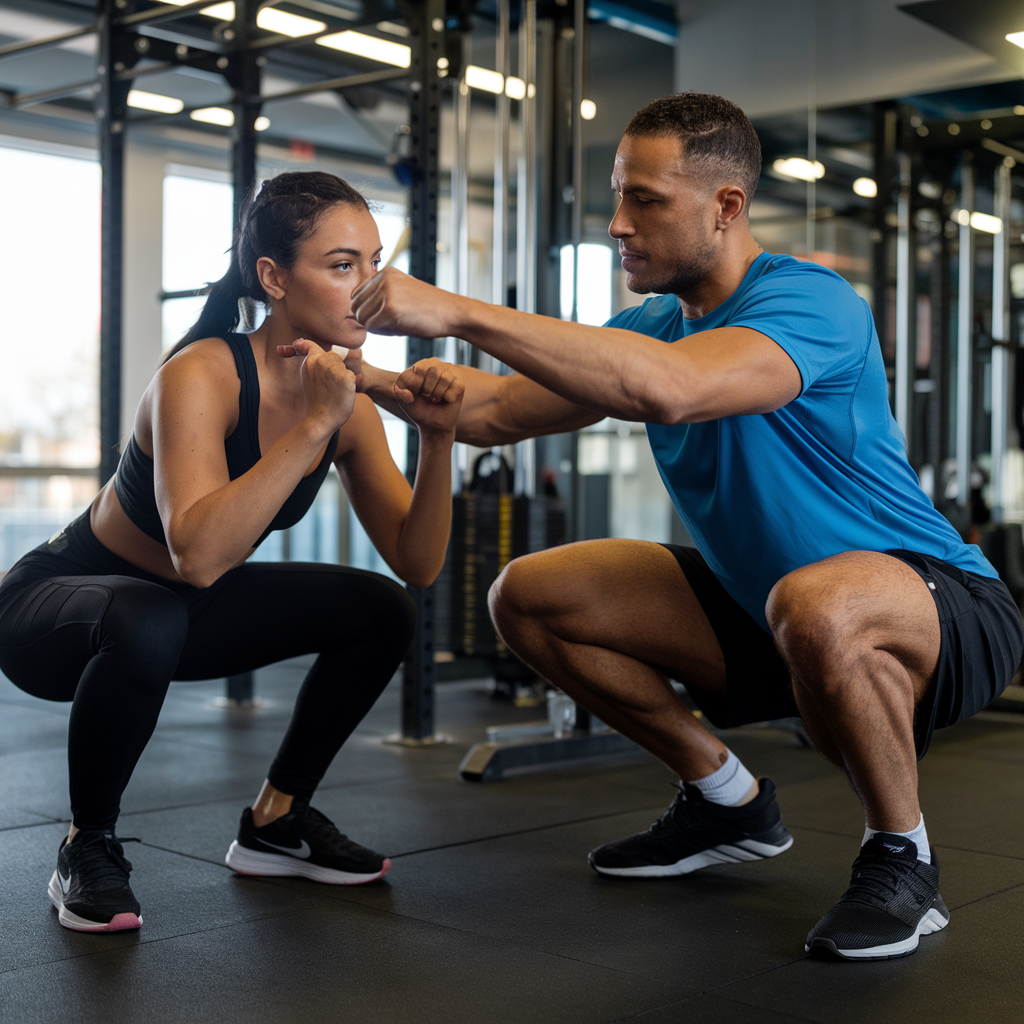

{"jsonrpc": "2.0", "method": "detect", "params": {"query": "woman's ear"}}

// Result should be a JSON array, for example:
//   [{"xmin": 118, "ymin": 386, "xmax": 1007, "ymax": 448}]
[{"xmin": 256, "ymin": 256, "xmax": 287, "ymax": 300}]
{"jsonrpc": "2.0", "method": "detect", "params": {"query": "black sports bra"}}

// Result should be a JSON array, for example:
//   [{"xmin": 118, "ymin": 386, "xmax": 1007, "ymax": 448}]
[{"xmin": 113, "ymin": 333, "xmax": 339, "ymax": 549}]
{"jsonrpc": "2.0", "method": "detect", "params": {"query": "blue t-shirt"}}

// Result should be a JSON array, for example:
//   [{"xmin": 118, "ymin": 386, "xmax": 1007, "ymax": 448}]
[{"xmin": 606, "ymin": 251, "xmax": 995, "ymax": 632}]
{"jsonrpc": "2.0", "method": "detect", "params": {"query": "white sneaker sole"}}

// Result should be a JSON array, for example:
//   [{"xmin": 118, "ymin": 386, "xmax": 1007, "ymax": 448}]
[
  {"xmin": 47, "ymin": 871, "xmax": 142, "ymax": 932},
  {"xmin": 590, "ymin": 835, "xmax": 795, "ymax": 877},
  {"xmin": 225, "ymin": 841, "xmax": 391, "ymax": 885},
  {"xmin": 805, "ymin": 905, "xmax": 949, "ymax": 960}
]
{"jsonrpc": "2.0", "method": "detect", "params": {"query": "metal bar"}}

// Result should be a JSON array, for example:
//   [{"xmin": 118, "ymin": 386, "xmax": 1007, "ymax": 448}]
[
  {"xmin": 514, "ymin": 0, "xmax": 538, "ymax": 497},
  {"xmin": 516, "ymin": 0, "xmax": 537, "ymax": 316},
  {"xmin": 492, "ymin": 0, "xmax": 511, "ymax": 310},
  {"xmin": 0, "ymin": 25, "xmax": 96, "ymax": 61},
  {"xmin": 117, "ymin": 0, "xmax": 218, "ymax": 28},
  {"xmin": 990, "ymin": 160, "xmax": 1012, "ymax": 522},
  {"xmin": 956, "ymin": 157, "xmax": 974, "ymax": 509},
  {"xmin": 260, "ymin": 67, "xmax": 407, "ymax": 103},
  {"xmin": 459, "ymin": 731, "xmax": 641, "ymax": 782},
  {"xmin": 399, "ymin": 0, "xmax": 445, "ymax": 742},
  {"xmin": 226, "ymin": 0, "xmax": 262, "ymax": 228},
  {"xmin": 569, "ymin": 0, "xmax": 584, "ymax": 323},
  {"xmin": 981, "ymin": 138, "xmax": 1024, "ymax": 163},
  {"xmin": 451, "ymin": 53, "xmax": 469, "ymax": 300},
  {"xmin": 894, "ymin": 151, "xmax": 913, "ymax": 443},
  {"xmin": 97, "ymin": 0, "xmax": 135, "ymax": 485},
  {"xmin": 6, "ymin": 78, "xmax": 97, "ymax": 109}
]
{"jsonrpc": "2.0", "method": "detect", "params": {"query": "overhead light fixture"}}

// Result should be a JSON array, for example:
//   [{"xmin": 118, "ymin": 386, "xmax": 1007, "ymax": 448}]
[
  {"xmin": 127, "ymin": 89, "xmax": 184, "ymax": 114},
  {"xmin": 773, "ymin": 157, "xmax": 825, "ymax": 182},
  {"xmin": 317, "ymin": 29, "xmax": 411, "ymax": 68},
  {"xmin": 376, "ymin": 20, "xmax": 409, "ymax": 37},
  {"xmin": 256, "ymin": 7, "xmax": 325, "ymax": 36},
  {"xmin": 1006, "ymin": 31, "xmax": 1024, "ymax": 49},
  {"xmin": 953, "ymin": 209, "xmax": 1002, "ymax": 233},
  {"xmin": 191, "ymin": 106, "xmax": 234, "ymax": 126},
  {"xmin": 158, "ymin": 1, "xmax": 325, "ymax": 36},
  {"xmin": 255, "ymin": 115, "xmax": 270, "ymax": 131},
  {"xmin": 581, "ymin": 99, "xmax": 597, "ymax": 120},
  {"xmin": 465, "ymin": 65, "xmax": 504, "ymax": 94},
  {"xmin": 504, "ymin": 76, "xmax": 526, "ymax": 100},
  {"xmin": 852, "ymin": 177, "xmax": 877, "ymax": 198}
]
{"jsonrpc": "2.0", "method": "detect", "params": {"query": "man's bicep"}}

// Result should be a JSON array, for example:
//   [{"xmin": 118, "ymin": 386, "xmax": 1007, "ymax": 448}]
[{"xmin": 666, "ymin": 327, "xmax": 803, "ymax": 422}]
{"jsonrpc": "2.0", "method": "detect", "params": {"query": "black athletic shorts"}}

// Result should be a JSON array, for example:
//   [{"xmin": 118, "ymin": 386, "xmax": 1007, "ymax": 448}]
[{"xmin": 662, "ymin": 545, "xmax": 1024, "ymax": 759}]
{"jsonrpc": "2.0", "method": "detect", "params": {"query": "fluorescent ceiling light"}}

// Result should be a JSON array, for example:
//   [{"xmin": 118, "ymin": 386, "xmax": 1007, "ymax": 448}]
[
  {"xmin": 581, "ymin": 99, "xmax": 597, "ymax": 120},
  {"xmin": 852, "ymin": 177, "xmax": 877, "ymax": 198},
  {"xmin": 255, "ymin": 115, "xmax": 270, "ymax": 131},
  {"xmin": 773, "ymin": 157, "xmax": 825, "ymax": 182},
  {"xmin": 127, "ymin": 89, "xmax": 184, "ymax": 114},
  {"xmin": 954, "ymin": 209, "xmax": 1002, "ymax": 233},
  {"xmin": 971, "ymin": 211, "xmax": 1002, "ymax": 234},
  {"xmin": 317, "ymin": 30, "xmax": 411, "ymax": 68},
  {"xmin": 466, "ymin": 65, "xmax": 504, "ymax": 94},
  {"xmin": 256, "ymin": 8, "xmax": 325, "ymax": 36},
  {"xmin": 158, "ymin": 1, "xmax": 324, "ymax": 36},
  {"xmin": 1006, "ymin": 31, "xmax": 1024, "ymax": 49},
  {"xmin": 504, "ymin": 76, "xmax": 526, "ymax": 100},
  {"xmin": 191, "ymin": 106, "xmax": 234, "ymax": 126},
  {"xmin": 377, "ymin": 20, "xmax": 409, "ymax": 37}
]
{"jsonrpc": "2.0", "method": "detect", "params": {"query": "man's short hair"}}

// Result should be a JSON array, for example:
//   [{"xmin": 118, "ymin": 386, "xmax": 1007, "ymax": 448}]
[{"xmin": 624, "ymin": 93, "xmax": 762, "ymax": 208}]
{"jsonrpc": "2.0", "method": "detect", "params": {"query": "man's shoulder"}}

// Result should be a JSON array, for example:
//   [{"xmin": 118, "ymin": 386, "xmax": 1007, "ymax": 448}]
[
  {"xmin": 749, "ymin": 252, "xmax": 864, "ymax": 303},
  {"xmin": 605, "ymin": 293, "xmax": 681, "ymax": 336}
]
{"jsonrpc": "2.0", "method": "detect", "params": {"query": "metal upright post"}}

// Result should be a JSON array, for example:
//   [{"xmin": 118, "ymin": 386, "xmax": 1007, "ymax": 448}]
[
  {"xmin": 894, "ymin": 151, "xmax": 914, "ymax": 445},
  {"xmin": 956, "ymin": 156, "xmax": 974, "ymax": 511},
  {"xmin": 399, "ymin": 0, "xmax": 445, "ymax": 742},
  {"xmin": 492, "ymin": 0, "xmax": 511, "ymax": 311},
  {"xmin": 226, "ymin": 0, "xmax": 262, "ymax": 224},
  {"xmin": 97, "ymin": 0, "xmax": 136, "ymax": 484},
  {"xmin": 990, "ymin": 160, "xmax": 1012, "ymax": 522}
]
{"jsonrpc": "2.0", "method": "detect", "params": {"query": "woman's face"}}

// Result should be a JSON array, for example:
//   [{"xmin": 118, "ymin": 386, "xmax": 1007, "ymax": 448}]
[{"xmin": 273, "ymin": 203, "xmax": 383, "ymax": 349}]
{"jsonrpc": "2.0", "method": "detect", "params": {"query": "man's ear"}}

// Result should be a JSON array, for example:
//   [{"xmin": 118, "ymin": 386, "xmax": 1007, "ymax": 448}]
[
  {"xmin": 715, "ymin": 185, "xmax": 747, "ymax": 230},
  {"xmin": 256, "ymin": 256, "xmax": 287, "ymax": 300}
]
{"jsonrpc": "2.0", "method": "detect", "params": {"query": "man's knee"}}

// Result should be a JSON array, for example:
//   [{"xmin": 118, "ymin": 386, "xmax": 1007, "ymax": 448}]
[
  {"xmin": 489, "ymin": 551, "xmax": 555, "ymax": 634},
  {"xmin": 766, "ymin": 565, "xmax": 856, "ymax": 682}
]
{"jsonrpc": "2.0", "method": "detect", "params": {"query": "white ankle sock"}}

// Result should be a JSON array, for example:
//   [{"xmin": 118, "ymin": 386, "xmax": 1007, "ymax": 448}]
[
  {"xmin": 863, "ymin": 814, "xmax": 930, "ymax": 863},
  {"xmin": 687, "ymin": 749, "xmax": 757, "ymax": 806}
]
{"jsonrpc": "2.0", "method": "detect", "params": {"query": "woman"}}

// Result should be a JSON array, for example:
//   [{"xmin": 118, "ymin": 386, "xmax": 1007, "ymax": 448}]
[{"xmin": 0, "ymin": 172, "xmax": 463, "ymax": 933}]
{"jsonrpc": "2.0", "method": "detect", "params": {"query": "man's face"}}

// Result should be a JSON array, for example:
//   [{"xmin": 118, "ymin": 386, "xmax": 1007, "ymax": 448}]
[{"xmin": 609, "ymin": 134, "xmax": 720, "ymax": 296}]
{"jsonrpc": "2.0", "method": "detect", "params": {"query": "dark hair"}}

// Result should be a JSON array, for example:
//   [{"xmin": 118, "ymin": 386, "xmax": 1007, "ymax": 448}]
[
  {"xmin": 624, "ymin": 93, "xmax": 761, "ymax": 208},
  {"xmin": 167, "ymin": 171, "xmax": 369, "ymax": 358}
]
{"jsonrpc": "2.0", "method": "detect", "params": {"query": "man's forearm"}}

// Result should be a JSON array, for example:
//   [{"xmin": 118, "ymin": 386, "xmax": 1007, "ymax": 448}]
[{"xmin": 450, "ymin": 296, "xmax": 674, "ymax": 423}]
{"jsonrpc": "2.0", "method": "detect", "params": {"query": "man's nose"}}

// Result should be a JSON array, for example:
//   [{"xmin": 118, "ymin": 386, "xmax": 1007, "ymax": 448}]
[{"xmin": 609, "ymin": 200, "xmax": 632, "ymax": 239}]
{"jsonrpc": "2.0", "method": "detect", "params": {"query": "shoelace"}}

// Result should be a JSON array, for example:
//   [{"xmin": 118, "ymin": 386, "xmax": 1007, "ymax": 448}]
[
  {"xmin": 841, "ymin": 850, "xmax": 916, "ymax": 907},
  {"xmin": 648, "ymin": 786, "xmax": 692, "ymax": 835},
  {"xmin": 283, "ymin": 803, "xmax": 354, "ymax": 847},
  {"xmin": 70, "ymin": 832, "xmax": 140, "ymax": 889}
]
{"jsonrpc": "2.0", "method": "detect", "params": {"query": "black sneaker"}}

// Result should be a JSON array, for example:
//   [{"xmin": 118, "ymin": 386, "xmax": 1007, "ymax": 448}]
[
  {"xmin": 225, "ymin": 800, "xmax": 390, "ymax": 885},
  {"xmin": 48, "ymin": 831, "xmax": 143, "ymax": 932},
  {"xmin": 805, "ymin": 834, "xmax": 949, "ymax": 960},
  {"xmin": 588, "ymin": 778, "xmax": 793, "ymax": 877}
]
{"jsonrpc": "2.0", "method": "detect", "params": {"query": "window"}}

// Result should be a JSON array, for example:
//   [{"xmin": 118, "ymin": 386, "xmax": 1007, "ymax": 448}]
[{"xmin": 162, "ymin": 172, "xmax": 234, "ymax": 349}]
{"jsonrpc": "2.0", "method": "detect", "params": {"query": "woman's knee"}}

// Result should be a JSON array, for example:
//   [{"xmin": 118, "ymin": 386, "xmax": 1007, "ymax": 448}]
[{"xmin": 101, "ymin": 581, "xmax": 188, "ymax": 677}]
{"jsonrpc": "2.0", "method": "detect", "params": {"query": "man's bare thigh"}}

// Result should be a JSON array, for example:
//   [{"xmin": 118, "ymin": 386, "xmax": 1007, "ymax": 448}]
[{"xmin": 498, "ymin": 538, "xmax": 728, "ymax": 694}]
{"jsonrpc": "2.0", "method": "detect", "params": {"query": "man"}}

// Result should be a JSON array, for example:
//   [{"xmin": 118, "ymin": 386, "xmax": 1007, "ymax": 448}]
[{"xmin": 351, "ymin": 93, "xmax": 1022, "ymax": 960}]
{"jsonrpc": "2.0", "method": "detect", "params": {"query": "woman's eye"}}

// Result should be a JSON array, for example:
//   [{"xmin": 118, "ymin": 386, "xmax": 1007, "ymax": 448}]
[
  {"xmin": 371, "ymin": 259, "xmax": 381, "ymax": 269},
  {"xmin": 335, "ymin": 262, "xmax": 353, "ymax": 271}
]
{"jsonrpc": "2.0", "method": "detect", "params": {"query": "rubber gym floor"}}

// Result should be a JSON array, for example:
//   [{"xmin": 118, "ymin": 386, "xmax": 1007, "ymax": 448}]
[{"xmin": 1, "ymin": 659, "xmax": 1022, "ymax": 1023}]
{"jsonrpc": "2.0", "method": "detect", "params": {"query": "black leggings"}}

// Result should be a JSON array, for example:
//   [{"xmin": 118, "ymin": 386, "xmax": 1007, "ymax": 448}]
[{"xmin": 0, "ymin": 513, "xmax": 416, "ymax": 832}]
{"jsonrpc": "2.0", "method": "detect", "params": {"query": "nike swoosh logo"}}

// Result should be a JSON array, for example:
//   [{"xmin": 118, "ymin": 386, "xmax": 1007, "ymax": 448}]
[
  {"xmin": 58, "ymin": 867, "xmax": 71, "ymax": 891},
  {"xmin": 256, "ymin": 838, "xmax": 312, "ymax": 859}
]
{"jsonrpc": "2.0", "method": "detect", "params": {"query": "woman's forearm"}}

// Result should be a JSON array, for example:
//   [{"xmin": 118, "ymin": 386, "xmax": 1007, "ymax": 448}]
[{"xmin": 392, "ymin": 428, "xmax": 455, "ymax": 588}]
